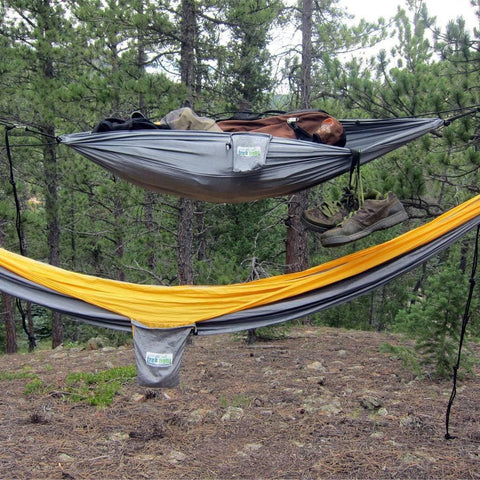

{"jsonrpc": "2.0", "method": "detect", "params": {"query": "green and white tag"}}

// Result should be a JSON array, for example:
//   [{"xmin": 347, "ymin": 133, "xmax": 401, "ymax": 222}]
[
  {"xmin": 145, "ymin": 352, "xmax": 173, "ymax": 368},
  {"xmin": 237, "ymin": 146, "xmax": 262, "ymax": 157}
]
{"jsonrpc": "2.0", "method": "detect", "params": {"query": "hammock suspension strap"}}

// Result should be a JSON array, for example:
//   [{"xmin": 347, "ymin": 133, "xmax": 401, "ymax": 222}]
[
  {"xmin": 4, "ymin": 126, "xmax": 37, "ymax": 349},
  {"xmin": 445, "ymin": 224, "xmax": 479, "ymax": 440}
]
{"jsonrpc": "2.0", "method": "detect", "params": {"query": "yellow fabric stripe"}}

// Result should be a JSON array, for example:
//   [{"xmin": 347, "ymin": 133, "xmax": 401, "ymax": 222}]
[{"xmin": 0, "ymin": 195, "xmax": 479, "ymax": 328}]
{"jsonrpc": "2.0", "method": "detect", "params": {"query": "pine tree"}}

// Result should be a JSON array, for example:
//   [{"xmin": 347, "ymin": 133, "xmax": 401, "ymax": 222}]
[{"xmin": 395, "ymin": 247, "xmax": 478, "ymax": 378}]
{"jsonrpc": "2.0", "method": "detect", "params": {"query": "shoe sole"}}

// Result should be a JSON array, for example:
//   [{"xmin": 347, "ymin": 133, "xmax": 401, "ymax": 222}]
[
  {"xmin": 301, "ymin": 214, "xmax": 331, "ymax": 233},
  {"xmin": 320, "ymin": 209, "xmax": 409, "ymax": 247}
]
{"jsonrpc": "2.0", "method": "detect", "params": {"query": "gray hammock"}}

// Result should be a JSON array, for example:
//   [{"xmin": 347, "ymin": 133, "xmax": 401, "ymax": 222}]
[
  {"xmin": 0, "ymin": 195, "xmax": 478, "ymax": 386},
  {"xmin": 59, "ymin": 117, "xmax": 444, "ymax": 203}
]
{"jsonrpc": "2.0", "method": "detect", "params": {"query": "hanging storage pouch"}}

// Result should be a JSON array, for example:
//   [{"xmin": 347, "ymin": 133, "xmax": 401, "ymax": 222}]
[
  {"xmin": 231, "ymin": 133, "xmax": 271, "ymax": 173},
  {"xmin": 132, "ymin": 321, "xmax": 193, "ymax": 388}
]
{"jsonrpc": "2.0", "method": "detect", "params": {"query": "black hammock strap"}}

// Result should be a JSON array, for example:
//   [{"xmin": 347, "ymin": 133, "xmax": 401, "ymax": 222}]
[
  {"xmin": 445, "ymin": 224, "xmax": 479, "ymax": 440},
  {"xmin": 443, "ymin": 106, "xmax": 480, "ymax": 126},
  {"xmin": 4, "ymin": 126, "xmax": 37, "ymax": 348}
]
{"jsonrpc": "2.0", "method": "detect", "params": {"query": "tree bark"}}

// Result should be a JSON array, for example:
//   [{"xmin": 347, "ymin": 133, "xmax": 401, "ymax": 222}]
[
  {"xmin": 177, "ymin": 0, "xmax": 197, "ymax": 285},
  {"xmin": 43, "ymin": 127, "xmax": 63, "ymax": 348},
  {"xmin": 178, "ymin": 197, "xmax": 195, "ymax": 285},
  {"xmin": 300, "ymin": 0, "xmax": 313, "ymax": 109},
  {"xmin": 285, "ymin": 0, "xmax": 312, "ymax": 276},
  {"xmin": 285, "ymin": 193, "xmax": 309, "ymax": 273},
  {"xmin": 144, "ymin": 191, "xmax": 158, "ymax": 274},
  {"xmin": 2, "ymin": 293, "xmax": 17, "ymax": 354},
  {"xmin": 180, "ymin": 0, "xmax": 196, "ymax": 107}
]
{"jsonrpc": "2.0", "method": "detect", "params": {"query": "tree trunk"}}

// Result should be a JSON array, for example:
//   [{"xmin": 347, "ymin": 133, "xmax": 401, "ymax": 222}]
[
  {"xmin": 180, "ymin": 0, "xmax": 196, "ymax": 107},
  {"xmin": 178, "ymin": 197, "xmax": 195, "ymax": 285},
  {"xmin": 113, "ymin": 193, "xmax": 126, "ymax": 282},
  {"xmin": 2, "ymin": 293, "xmax": 17, "ymax": 354},
  {"xmin": 285, "ymin": 193, "xmax": 309, "ymax": 273},
  {"xmin": 300, "ymin": 0, "xmax": 313, "ymax": 109},
  {"xmin": 285, "ymin": 0, "xmax": 312, "ymax": 276},
  {"xmin": 1, "ymin": 194, "xmax": 20, "ymax": 353},
  {"xmin": 43, "ymin": 124, "xmax": 63, "ymax": 348},
  {"xmin": 144, "ymin": 191, "xmax": 158, "ymax": 274},
  {"xmin": 285, "ymin": 0, "xmax": 312, "ymax": 326},
  {"xmin": 177, "ymin": 0, "xmax": 197, "ymax": 285},
  {"xmin": 137, "ymin": 1, "xmax": 147, "ymax": 115}
]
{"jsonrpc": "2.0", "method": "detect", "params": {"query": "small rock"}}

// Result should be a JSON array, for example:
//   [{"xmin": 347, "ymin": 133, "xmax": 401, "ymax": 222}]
[
  {"xmin": 132, "ymin": 393, "xmax": 147, "ymax": 403},
  {"xmin": 101, "ymin": 346, "xmax": 116, "ymax": 352},
  {"xmin": 58, "ymin": 453, "xmax": 74, "ymax": 463},
  {"xmin": 319, "ymin": 402, "xmax": 342, "ymax": 416},
  {"xmin": 187, "ymin": 408, "xmax": 210, "ymax": 425},
  {"xmin": 307, "ymin": 376, "xmax": 325, "ymax": 385},
  {"xmin": 169, "ymin": 450, "xmax": 187, "ymax": 464},
  {"xmin": 244, "ymin": 443, "xmax": 262, "ymax": 452},
  {"xmin": 109, "ymin": 432, "xmax": 130, "ymax": 441},
  {"xmin": 51, "ymin": 352, "xmax": 67, "ymax": 359},
  {"xmin": 360, "ymin": 396, "xmax": 383, "ymax": 411},
  {"xmin": 377, "ymin": 407, "xmax": 389, "ymax": 416},
  {"xmin": 221, "ymin": 406, "xmax": 244, "ymax": 421},
  {"xmin": 400, "ymin": 414, "xmax": 424, "ymax": 429},
  {"xmin": 215, "ymin": 361, "xmax": 233, "ymax": 368},
  {"xmin": 307, "ymin": 361, "xmax": 326, "ymax": 372},
  {"xmin": 135, "ymin": 454, "xmax": 157, "ymax": 461}
]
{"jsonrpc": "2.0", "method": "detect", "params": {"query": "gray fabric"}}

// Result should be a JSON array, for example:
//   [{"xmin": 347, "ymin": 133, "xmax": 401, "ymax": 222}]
[
  {"xmin": 0, "ymin": 266, "xmax": 132, "ymax": 331},
  {"xmin": 132, "ymin": 322, "xmax": 192, "ymax": 388},
  {"xmin": 59, "ymin": 117, "xmax": 444, "ymax": 203}
]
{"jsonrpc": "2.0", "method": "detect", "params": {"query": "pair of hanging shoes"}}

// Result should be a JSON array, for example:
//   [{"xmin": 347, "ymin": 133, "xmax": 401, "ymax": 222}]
[
  {"xmin": 301, "ymin": 202, "xmax": 350, "ymax": 232},
  {"xmin": 319, "ymin": 192, "xmax": 408, "ymax": 247},
  {"xmin": 301, "ymin": 186, "xmax": 362, "ymax": 232}
]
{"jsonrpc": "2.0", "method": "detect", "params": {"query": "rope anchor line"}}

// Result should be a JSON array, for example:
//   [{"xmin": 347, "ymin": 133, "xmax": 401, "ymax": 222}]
[
  {"xmin": 445, "ymin": 225, "xmax": 479, "ymax": 440},
  {"xmin": 4, "ymin": 126, "xmax": 37, "ymax": 349}
]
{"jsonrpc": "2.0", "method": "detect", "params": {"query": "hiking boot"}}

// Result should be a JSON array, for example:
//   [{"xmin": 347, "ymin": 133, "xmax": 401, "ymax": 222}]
[
  {"xmin": 320, "ymin": 192, "xmax": 408, "ymax": 247},
  {"xmin": 302, "ymin": 203, "xmax": 349, "ymax": 232}
]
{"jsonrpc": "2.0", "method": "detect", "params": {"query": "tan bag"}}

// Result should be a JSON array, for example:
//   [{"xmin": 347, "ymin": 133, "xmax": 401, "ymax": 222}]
[{"xmin": 160, "ymin": 107, "xmax": 223, "ymax": 132}]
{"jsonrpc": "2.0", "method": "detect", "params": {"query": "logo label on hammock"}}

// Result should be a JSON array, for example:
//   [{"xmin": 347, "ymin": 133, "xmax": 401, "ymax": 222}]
[
  {"xmin": 237, "ymin": 146, "xmax": 262, "ymax": 157},
  {"xmin": 145, "ymin": 352, "xmax": 173, "ymax": 367},
  {"xmin": 232, "ymin": 134, "xmax": 269, "ymax": 172}
]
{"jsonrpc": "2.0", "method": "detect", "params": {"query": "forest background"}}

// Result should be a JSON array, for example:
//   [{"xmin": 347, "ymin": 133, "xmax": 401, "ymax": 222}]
[{"xmin": 0, "ymin": 0, "xmax": 479, "ymax": 378}]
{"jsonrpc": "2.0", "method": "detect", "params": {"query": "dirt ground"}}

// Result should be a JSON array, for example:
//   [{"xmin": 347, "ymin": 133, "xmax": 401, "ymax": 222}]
[{"xmin": 0, "ymin": 326, "xmax": 479, "ymax": 480}]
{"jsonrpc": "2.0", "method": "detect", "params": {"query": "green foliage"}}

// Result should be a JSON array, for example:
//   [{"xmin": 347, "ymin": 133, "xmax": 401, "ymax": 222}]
[
  {"xmin": 24, "ymin": 378, "xmax": 49, "ymax": 395},
  {"xmin": 219, "ymin": 393, "xmax": 251, "ymax": 408},
  {"xmin": 379, "ymin": 342, "xmax": 421, "ymax": 376},
  {"xmin": 65, "ymin": 365, "xmax": 137, "ymax": 406},
  {"xmin": 197, "ymin": 199, "xmax": 287, "ymax": 284},
  {"xmin": 12, "ymin": 364, "xmax": 136, "ymax": 406},
  {"xmin": 197, "ymin": 0, "xmax": 282, "ymax": 111},
  {"xmin": 395, "ymin": 247, "xmax": 478, "ymax": 378},
  {"xmin": 0, "ymin": 369, "xmax": 37, "ymax": 381}
]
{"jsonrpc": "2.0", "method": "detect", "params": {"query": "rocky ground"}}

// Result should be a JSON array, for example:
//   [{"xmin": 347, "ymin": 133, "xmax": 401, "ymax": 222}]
[{"xmin": 0, "ymin": 326, "xmax": 479, "ymax": 479}]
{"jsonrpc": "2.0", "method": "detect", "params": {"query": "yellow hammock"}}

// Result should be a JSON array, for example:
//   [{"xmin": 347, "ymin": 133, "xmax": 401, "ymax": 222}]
[{"xmin": 0, "ymin": 195, "xmax": 478, "ymax": 329}]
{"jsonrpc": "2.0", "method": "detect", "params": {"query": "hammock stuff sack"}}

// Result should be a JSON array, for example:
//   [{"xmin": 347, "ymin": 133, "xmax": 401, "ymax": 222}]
[
  {"xmin": 59, "ymin": 117, "xmax": 444, "ymax": 203},
  {"xmin": 0, "ymin": 196, "xmax": 479, "ymax": 386}
]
